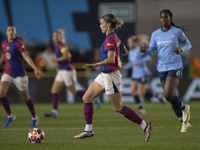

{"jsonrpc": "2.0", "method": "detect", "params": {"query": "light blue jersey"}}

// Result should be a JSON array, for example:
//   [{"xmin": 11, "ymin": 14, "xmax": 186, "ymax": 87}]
[
  {"xmin": 145, "ymin": 26, "xmax": 191, "ymax": 72},
  {"xmin": 124, "ymin": 46, "xmax": 151, "ymax": 79}
]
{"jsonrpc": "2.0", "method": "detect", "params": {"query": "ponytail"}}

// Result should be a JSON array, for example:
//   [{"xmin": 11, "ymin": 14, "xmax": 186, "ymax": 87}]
[
  {"xmin": 101, "ymin": 14, "xmax": 124, "ymax": 30},
  {"xmin": 171, "ymin": 21, "xmax": 186, "ymax": 31},
  {"xmin": 16, "ymin": 34, "xmax": 24, "ymax": 41}
]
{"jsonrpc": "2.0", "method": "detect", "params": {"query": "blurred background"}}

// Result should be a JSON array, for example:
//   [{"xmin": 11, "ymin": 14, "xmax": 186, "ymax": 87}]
[{"xmin": 0, "ymin": 0, "xmax": 200, "ymax": 103}]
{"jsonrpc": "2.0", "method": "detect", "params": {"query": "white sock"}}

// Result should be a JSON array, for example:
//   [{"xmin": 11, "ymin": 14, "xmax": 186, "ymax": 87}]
[
  {"xmin": 7, "ymin": 114, "xmax": 13, "ymax": 118},
  {"xmin": 52, "ymin": 109, "xmax": 58, "ymax": 114},
  {"xmin": 140, "ymin": 120, "xmax": 147, "ymax": 130},
  {"xmin": 85, "ymin": 124, "xmax": 92, "ymax": 132},
  {"xmin": 32, "ymin": 116, "xmax": 38, "ymax": 120}
]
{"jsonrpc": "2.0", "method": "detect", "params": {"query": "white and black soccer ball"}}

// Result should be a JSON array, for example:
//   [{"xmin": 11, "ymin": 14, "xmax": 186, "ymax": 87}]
[{"xmin": 28, "ymin": 128, "xmax": 45, "ymax": 144}]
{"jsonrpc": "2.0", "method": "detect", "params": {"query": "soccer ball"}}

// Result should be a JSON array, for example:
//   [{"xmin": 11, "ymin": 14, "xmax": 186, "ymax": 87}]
[{"xmin": 28, "ymin": 128, "xmax": 45, "ymax": 144}]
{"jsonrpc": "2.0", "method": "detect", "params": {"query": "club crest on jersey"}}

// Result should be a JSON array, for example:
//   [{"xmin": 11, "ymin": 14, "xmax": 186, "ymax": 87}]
[
  {"xmin": 171, "ymin": 35, "xmax": 175, "ymax": 38},
  {"xmin": 6, "ymin": 46, "xmax": 9, "ymax": 50},
  {"xmin": 107, "ymin": 43, "xmax": 113, "ymax": 46},
  {"xmin": 6, "ymin": 52, "xmax": 11, "ymax": 59}
]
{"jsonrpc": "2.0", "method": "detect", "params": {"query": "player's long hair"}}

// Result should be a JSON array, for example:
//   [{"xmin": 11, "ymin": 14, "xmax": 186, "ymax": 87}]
[
  {"xmin": 7, "ymin": 25, "xmax": 24, "ymax": 41},
  {"xmin": 57, "ymin": 29, "xmax": 66, "ymax": 43},
  {"xmin": 101, "ymin": 14, "xmax": 124, "ymax": 30},
  {"xmin": 159, "ymin": 9, "xmax": 185, "ymax": 31}
]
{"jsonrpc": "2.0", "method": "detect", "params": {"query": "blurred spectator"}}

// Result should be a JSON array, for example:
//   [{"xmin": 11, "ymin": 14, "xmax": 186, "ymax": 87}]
[
  {"xmin": 190, "ymin": 56, "xmax": 200, "ymax": 78},
  {"xmin": 28, "ymin": 39, "xmax": 40, "ymax": 59},
  {"xmin": 76, "ymin": 47, "xmax": 91, "ymax": 62},
  {"xmin": 68, "ymin": 42, "xmax": 77, "ymax": 62},
  {"xmin": 41, "ymin": 40, "xmax": 56, "ymax": 72},
  {"xmin": 93, "ymin": 47, "xmax": 100, "ymax": 62}
]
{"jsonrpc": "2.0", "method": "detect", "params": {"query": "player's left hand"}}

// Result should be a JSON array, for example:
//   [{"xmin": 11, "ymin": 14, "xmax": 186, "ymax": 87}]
[
  {"xmin": 174, "ymin": 47, "xmax": 182, "ymax": 54},
  {"xmin": 83, "ymin": 64, "xmax": 96, "ymax": 69},
  {"xmin": 34, "ymin": 69, "xmax": 43, "ymax": 79}
]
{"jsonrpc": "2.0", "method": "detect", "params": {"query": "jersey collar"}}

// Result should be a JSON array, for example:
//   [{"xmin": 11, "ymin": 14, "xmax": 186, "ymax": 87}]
[
  {"xmin": 159, "ymin": 25, "xmax": 173, "ymax": 32},
  {"xmin": 106, "ymin": 32, "xmax": 115, "ymax": 38}
]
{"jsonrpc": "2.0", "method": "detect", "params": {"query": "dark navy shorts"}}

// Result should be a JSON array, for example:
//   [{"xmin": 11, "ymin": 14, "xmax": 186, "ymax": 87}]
[
  {"xmin": 132, "ymin": 76, "xmax": 149, "ymax": 84},
  {"xmin": 159, "ymin": 68, "xmax": 183, "ymax": 83}
]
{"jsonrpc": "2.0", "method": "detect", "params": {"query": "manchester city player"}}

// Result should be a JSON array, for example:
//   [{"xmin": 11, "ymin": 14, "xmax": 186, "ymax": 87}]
[
  {"xmin": 74, "ymin": 14, "xmax": 152, "ymax": 142},
  {"xmin": 140, "ymin": 9, "xmax": 192, "ymax": 133},
  {"xmin": 0, "ymin": 26, "xmax": 42, "ymax": 127},
  {"xmin": 124, "ymin": 35, "xmax": 151, "ymax": 114}
]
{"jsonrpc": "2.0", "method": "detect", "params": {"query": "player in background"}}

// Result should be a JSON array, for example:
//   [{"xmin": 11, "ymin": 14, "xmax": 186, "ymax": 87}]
[
  {"xmin": 124, "ymin": 34, "xmax": 165, "ymax": 113},
  {"xmin": 0, "ymin": 25, "xmax": 42, "ymax": 127},
  {"xmin": 44, "ymin": 29, "xmax": 86, "ymax": 117},
  {"xmin": 124, "ymin": 35, "xmax": 151, "ymax": 114},
  {"xmin": 140, "ymin": 9, "xmax": 191, "ymax": 133},
  {"xmin": 74, "ymin": 14, "xmax": 152, "ymax": 142}
]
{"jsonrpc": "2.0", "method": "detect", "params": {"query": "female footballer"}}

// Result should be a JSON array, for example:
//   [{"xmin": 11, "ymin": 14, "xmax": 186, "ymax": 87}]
[
  {"xmin": 44, "ymin": 29, "xmax": 85, "ymax": 117},
  {"xmin": 0, "ymin": 25, "xmax": 42, "ymax": 127},
  {"xmin": 74, "ymin": 14, "xmax": 152, "ymax": 142},
  {"xmin": 124, "ymin": 35, "xmax": 151, "ymax": 114},
  {"xmin": 140, "ymin": 9, "xmax": 192, "ymax": 133}
]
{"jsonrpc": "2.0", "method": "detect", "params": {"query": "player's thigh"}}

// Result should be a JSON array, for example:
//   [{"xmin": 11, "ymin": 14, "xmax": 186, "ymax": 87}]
[
  {"xmin": 67, "ymin": 84, "xmax": 78, "ymax": 95},
  {"xmin": 163, "ymin": 76, "xmax": 179, "ymax": 101},
  {"xmin": 83, "ymin": 81, "xmax": 105, "ymax": 103},
  {"xmin": 107, "ymin": 92, "xmax": 123, "ymax": 112},
  {"xmin": 51, "ymin": 81, "xmax": 65, "ymax": 94},
  {"xmin": 0, "ymin": 82, "xmax": 12, "ymax": 98},
  {"xmin": 130, "ymin": 80, "xmax": 138, "ymax": 95}
]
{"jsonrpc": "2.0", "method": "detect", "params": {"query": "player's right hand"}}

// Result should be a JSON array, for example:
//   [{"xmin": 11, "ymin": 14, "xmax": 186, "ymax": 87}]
[
  {"xmin": 140, "ymin": 45, "xmax": 146, "ymax": 53},
  {"xmin": 34, "ymin": 69, "xmax": 43, "ymax": 79}
]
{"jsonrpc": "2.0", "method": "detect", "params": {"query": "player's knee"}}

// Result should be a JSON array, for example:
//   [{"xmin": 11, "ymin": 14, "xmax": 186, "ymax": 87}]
[
  {"xmin": 20, "ymin": 92, "xmax": 30, "ymax": 101},
  {"xmin": 131, "ymin": 90, "xmax": 136, "ymax": 96},
  {"xmin": 50, "ymin": 89, "xmax": 55, "ymax": 94},
  {"xmin": 163, "ymin": 92, "xmax": 173, "ymax": 101},
  {"xmin": 0, "ymin": 91, "xmax": 6, "ymax": 98},
  {"xmin": 82, "ymin": 94, "xmax": 90, "ymax": 103},
  {"xmin": 113, "ymin": 104, "xmax": 124, "ymax": 112}
]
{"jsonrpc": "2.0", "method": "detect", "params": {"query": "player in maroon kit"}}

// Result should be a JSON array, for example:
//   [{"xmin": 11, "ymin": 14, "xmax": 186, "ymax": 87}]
[
  {"xmin": 0, "ymin": 26, "xmax": 42, "ymax": 127},
  {"xmin": 74, "ymin": 14, "xmax": 152, "ymax": 142},
  {"xmin": 44, "ymin": 29, "xmax": 86, "ymax": 117}
]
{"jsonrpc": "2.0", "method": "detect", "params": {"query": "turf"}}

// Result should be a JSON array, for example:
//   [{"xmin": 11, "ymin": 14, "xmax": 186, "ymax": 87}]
[{"xmin": 0, "ymin": 102, "xmax": 199, "ymax": 150}]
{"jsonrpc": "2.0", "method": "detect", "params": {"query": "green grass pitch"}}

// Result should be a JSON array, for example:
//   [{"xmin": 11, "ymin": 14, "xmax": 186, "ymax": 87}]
[{"xmin": 0, "ymin": 102, "xmax": 199, "ymax": 150}]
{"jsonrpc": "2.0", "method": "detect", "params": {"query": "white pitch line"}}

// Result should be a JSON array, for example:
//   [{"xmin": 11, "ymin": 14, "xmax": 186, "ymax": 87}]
[{"xmin": 0, "ymin": 126, "xmax": 157, "ymax": 131}]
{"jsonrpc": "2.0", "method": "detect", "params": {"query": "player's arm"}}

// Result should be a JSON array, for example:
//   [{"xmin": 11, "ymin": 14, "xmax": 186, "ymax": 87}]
[
  {"xmin": 53, "ymin": 47, "xmax": 70, "ymax": 62},
  {"xmin": 0, "ymin": 54, "xmax": 5, "ymax": 65},
  {"xmin": 174, "ymin": 30, "xmax": 192, "ymax": 54},
  {"xmin": 21, "ymin": 51, "xmax": 42, "ymax": 79},
  {"xmin": 83, "ymin": 51, "xmax": 115, "ymax": 69},
  {"xmin": 122, "ymin": 45, "xmax": 128, "ymax": 56},
  {"xmin": 136, "ymin": 55, "xmax": 151, "ymax": 65},
  {"xmin": 140, "ymin": 32, "xmax": 157, "ymax": 55}
]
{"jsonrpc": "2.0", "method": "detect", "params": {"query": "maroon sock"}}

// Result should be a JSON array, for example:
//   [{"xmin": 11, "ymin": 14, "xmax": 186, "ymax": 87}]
[
  {"xmin": 120, "ymin": 105, "xmax": 142, "ymax": 125},
  {"xmin": 52, "ymin": 93, "xmax": 59, "ymax": 110},
  {"xmin": 84, "ymin": 102, "xmax": 93, "ymax": 124},
  {"xmin": 76, "ymin": 90, "xmax": 86, "ymax": 97},
  {"xmin": 25, "ymin": 99, "xmax": 36, "ymax": 118},
  {"xmin": 1, "ymin": 97, "xmax": 11, "ymax": 116}
]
